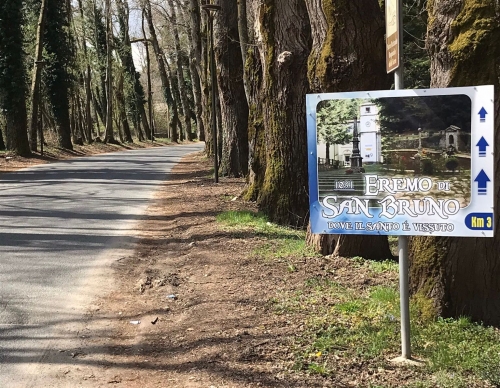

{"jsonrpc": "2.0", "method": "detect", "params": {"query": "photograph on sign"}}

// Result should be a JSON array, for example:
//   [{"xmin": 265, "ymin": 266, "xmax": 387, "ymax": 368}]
[{"xmin": 306, "ymin": 87, "xmax": 494, "ymax": 237}]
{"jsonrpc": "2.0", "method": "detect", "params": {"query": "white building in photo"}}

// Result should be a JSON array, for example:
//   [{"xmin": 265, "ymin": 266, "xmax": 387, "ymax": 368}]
[
  {"xmin": 358, "ymin": 102, "xmax": 382, "ymax": 164},
  {"xmin": 317, "ymin": 101, "xmax": 383, "ymax": 166}
]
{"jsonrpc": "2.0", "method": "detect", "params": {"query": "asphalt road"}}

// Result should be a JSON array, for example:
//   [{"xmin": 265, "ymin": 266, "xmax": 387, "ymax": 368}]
[{"xmin": 0, "ymin": 143, "xmax": 203, "ymax": 386}]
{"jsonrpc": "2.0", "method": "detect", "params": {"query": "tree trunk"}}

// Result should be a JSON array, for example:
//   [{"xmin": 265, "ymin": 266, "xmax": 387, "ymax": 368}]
[
  {"xmin": 244, "ymin": 42, "xmax": 265, "ymax": 201},
  {"xmin": 0, "ymin": 1, "xmax": 31, "ymax": 155},
  {"xmin": 214, "ymin": 0, "xmax": 249, "ymax": 177},
  {"xmin": 116, "ymin": 0, "xmax": 149, "ymax": 142},
  {"xmin": 117, "ymin": 72, "xmax": 133, "ymax": 142},
  {"xmin": 247, "ymin": 0, "xmax": 311, "ymax": 226},
  {"xmin": 303, "ymin": 0, "xmax": 392, "ymax": 259},
  {"xmin": 165, "ymin": 57, "xmax": 183, "ymax": 141},
  {"xmin": 409, "ymin": 0, "xmax": 500, "ymax": 325},
  {"xmin": 29, "ymin": 0, "xmax": 48, "ymax": 152},
  {"xmin": 0, "ymin": 126, "xmax": 5, "ymax": 151},
  {"xmin": 104, "ymin": 0, "xmax": 115, "ymax": 143},
  {"xmin": 92, "ymin": 0, "xmax": 108, "ymax": 127},
  {"xmin": 200, "ymin": 11, "xmax": 212, "ymax": 152},
  {"xmin": 144, "ymin": 1, "xmax": 179, "ymax": 142},
  {"xmin": 44, "ymin": 0, "xmax": 73, "ymax": 150},
  {"xmin": 184, "ymin": 0, "xmax": 205, "ymax": 141},
  {"xmin": 168, "ymin": 0, "xmax": 193, "ymax": 141},
  {"xmin": 305, "ymin": 0, "xmax": 388, "ymax": 92},
  {"xmin": 237, "ymin": 0, "xmax": 251, "ymax": 104},
  {"xmin": 141, "ymin": 13, "xmax": 154, "ymax": 140},
  {"xmin": 76, "ymin": 0, "xmax": 93, "ymax": 144}
]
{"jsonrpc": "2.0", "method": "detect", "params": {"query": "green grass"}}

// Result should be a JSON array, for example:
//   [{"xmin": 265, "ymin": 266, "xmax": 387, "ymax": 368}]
[
  {"xmin": 275, "ymin": 274, "xmax": 500, "ymax": 386},
  {"xmin": 216, "ymin": 210, "xmax": 317, "ymax": 260},
  {"xmin": 217, "ymin": 211, "xmax": 500, "ymax": 386},
  {"xmin": 369, "ymin": 259, "xmax": 399, "ymax": 273},
  {"xmin": 217, "ymin": 210, "xmax": 270, "ymax": 229},
  {"xmin": 152, "ymin": 137, "xmax": 172, "ymax": 144}
]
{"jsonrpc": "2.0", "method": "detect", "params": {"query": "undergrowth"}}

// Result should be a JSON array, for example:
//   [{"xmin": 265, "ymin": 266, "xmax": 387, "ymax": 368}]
[{"xmin": 216, "ymin": 210, "xmax": 500, "ymax": 387}]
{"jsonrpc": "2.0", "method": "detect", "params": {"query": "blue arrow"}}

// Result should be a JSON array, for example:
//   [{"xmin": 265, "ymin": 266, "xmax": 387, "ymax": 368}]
[
  {"xmin": 475, "ymin": 170, "xmax": 491, "ymax": 195},
  {"xmin": 476, "ymin": 137, "xmax": 489, "ymax": 157},
  {"xmin": 478, "ymin": 107, "xmax": 488, "ymax": 122}
]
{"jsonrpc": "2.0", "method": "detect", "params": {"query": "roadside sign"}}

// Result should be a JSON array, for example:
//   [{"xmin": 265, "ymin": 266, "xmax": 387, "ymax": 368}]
[
  {"xmin": 306, "ymin": 86, "xmax": 495, "ymax": 237},
  {"xmin": 386, "ymin": 0, "xmax": 400, "ymax": 73}
]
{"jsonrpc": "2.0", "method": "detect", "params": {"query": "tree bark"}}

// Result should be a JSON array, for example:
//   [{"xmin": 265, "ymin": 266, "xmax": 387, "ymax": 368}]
[
  {"xmin": 104, "ymin": 0, "xmax": 115, "ymax": 143},
  {"xmin": 247, "ymin": 0, "xmax": 311, "ymax": 226},
  {"xmin": 144, "ymin": 0, "xmax": 179, "ymax": 142},
  {"xmin": 29, "ymin": 0, "xmax": 48, "ymax": 151},
  {"xmin": 237, "ymin": 0, "xmax": 250, "ymax": 103},
  {"xmin": 141, "ymin": 10, "xmax": 154, "ymax": 140},
  {"xmin": 117, "ymin": 72, "xmax": 133, "ymax": 142},
  {"xmin": 44, "ymin": 0, "xmax": 73, "ymax": 150},
  {"xmin": 168, "ymin": 0, "xmax": 194, "ymax": 141},
  {"xmin": 116, "ymin": 0, "xmax": 149, "ymax": 141},
  {"xmin": 77, "ymin": 0, "xmax": 93, "ymax": 144},
  {"xmin": 305, "ymin": 0, "xmax": 389, "ymax": 93},
  {"xmin": 184, "ymin": 0, "xmax": 205, "ymax": 141},
  {"xmin": 303, "ymin": 0, "xmax": 392, "ymax": 259},
  {"xmin": 0, "ymin": 1, "xmax": 31, "ymax": 155},
  {"xmin": 214, "ymin": 0, "xmax": 249, "ymax": 177},
  {"xmin": 408, "ymin": 0, "xmax": 500, "ymax": 325}
]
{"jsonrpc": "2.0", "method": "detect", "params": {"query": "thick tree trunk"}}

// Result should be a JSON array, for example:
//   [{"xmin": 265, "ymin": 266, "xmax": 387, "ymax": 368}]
[
  {"xmin": 247, "ymin": 0, "xmax": 311, "ymax": 226},
  {"xmin": 0, "ymin": 1, "xmax": 30, "ymax": 155},
  {"xmin": 305, "ymin": 0, "xmax": 388, "ymax": 92},
  {"xmin": 304, "ymin": 0, "xmax": 392, "ymax": 259},
  {"xmin": 409, "ymin": 0, "xmax": 500, "ymax": 325},
  {"xmin": 245, "ymin": 43, "xmax": 265, "ymax": 200},
  {"xmin": 214, "ymin": 0, "xmax": 249, "ymax": 177},
  {"xmin": 45, "ymin": 0, "xmax": 73, "ymax": 150}
]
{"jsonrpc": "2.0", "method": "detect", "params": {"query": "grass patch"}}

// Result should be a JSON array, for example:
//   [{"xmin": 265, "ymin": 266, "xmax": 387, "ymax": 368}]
[
  {"xmin": 216, "ymin": 210, "xmax": 269, "ymax": 229},
  {"xmin": 216, "ymin": 211, "xmax": 317, "ymax": 260},
  {"xmin": 369, "ymin": 259, "xmax": 399, "ymax": 273},
  {"xmin": 414, "ymin": 317, "xmax": 500, "ymax": 384},
  {"xmin": 276, "ymin": 272, "xmax": 500, "ymax": 386}
]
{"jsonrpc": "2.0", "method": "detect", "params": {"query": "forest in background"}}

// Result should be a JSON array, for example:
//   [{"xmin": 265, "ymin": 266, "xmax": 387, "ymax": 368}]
[{"xmin": 1, "ymin": 0, "xmax": 500, "ymax": 326}]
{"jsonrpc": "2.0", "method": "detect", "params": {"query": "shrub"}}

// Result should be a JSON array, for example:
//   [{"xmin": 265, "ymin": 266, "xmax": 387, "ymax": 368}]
[
  {"xmin": 421, "ymin": 158, "xmax": 434, "ymax": 175},
  {"xmin": 445, "ymin": 157, "xmax": 459, "ymax": 173}
]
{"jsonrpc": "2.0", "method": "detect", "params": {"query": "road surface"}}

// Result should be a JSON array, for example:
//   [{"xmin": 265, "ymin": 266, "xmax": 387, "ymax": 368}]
[{"xmin": 0, "ymin": 143, "xmax": 203, "ymax": 386}]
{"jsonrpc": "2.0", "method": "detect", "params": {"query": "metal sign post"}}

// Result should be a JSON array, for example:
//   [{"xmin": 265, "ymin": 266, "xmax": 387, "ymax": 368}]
[{"xmin": 392, "ymin": 0, "xmax": 411, "ymax": 360}]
